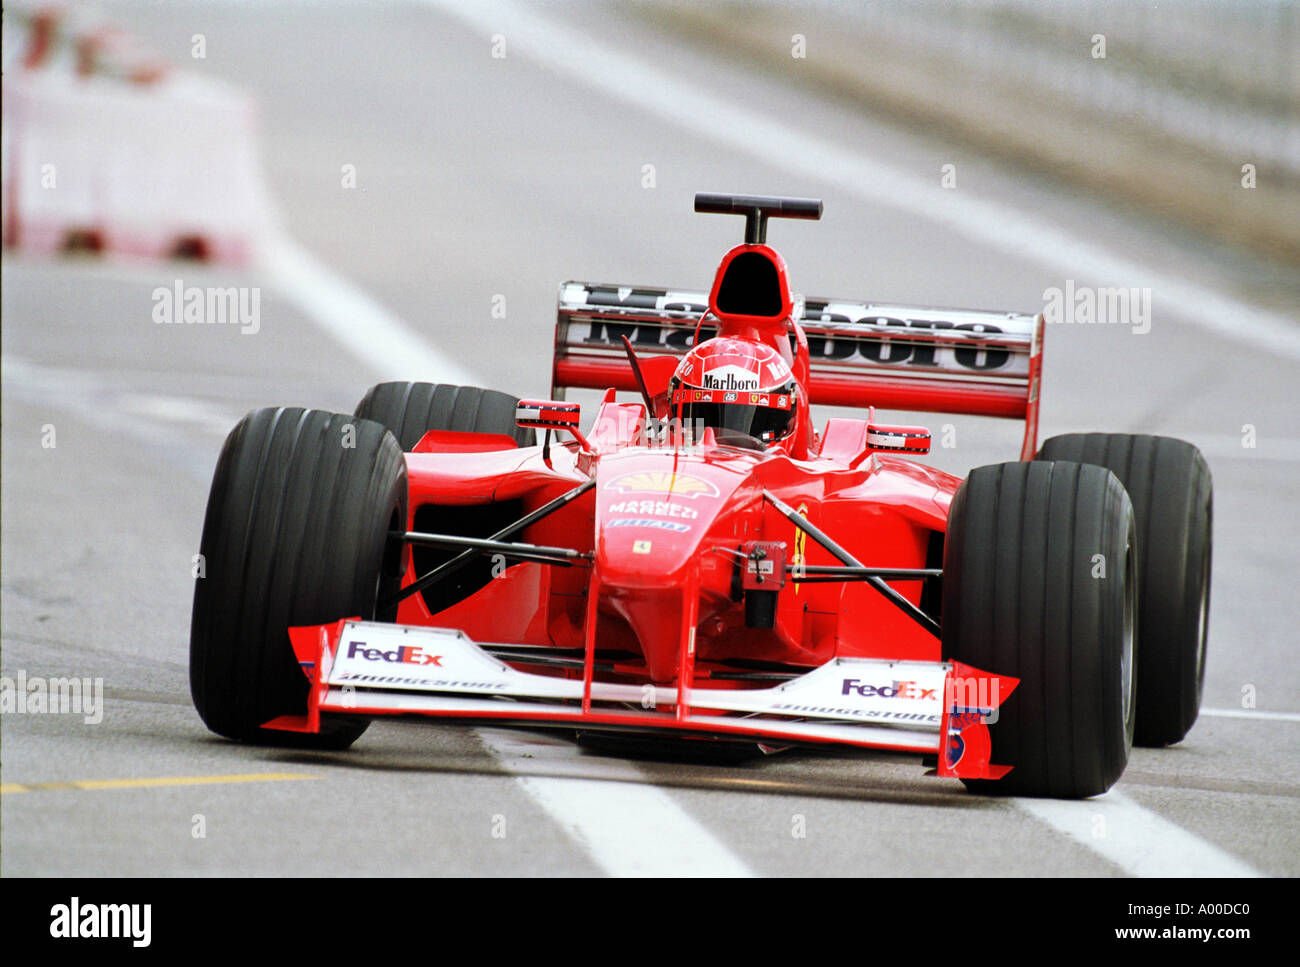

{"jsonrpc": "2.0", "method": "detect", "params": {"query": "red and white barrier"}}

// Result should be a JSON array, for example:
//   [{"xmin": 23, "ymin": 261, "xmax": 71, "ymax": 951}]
[{"xmin": 2, "ymin": 4, "xmax": 267, "ymax": 264}]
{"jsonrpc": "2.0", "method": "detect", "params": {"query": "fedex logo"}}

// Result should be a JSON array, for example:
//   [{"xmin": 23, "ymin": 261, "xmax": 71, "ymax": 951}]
[
  {"xmin": 841, "ymin": 678, "xmax": 937, "ymax": 700},
  {"xmin": 346, "ymin": 641, "xmax": 442, "ymax": 666}
]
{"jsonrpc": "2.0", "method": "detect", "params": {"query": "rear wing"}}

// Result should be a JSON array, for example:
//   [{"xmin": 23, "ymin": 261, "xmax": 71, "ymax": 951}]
[{"xmin": 552, "ymin": 282, "xmax": 1044, "ymax": 460}]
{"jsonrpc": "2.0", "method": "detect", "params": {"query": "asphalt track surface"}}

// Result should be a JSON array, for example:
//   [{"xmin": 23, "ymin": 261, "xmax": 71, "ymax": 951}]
[{"xmin": 2, "ymin": 0, "xmax": 1298, "ymax": 877}]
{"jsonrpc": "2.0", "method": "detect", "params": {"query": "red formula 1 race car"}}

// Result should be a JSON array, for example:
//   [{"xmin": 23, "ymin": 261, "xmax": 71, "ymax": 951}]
[{"xmin": 190, "ymin": 194, "xmax": 1212, "ymax": 798}]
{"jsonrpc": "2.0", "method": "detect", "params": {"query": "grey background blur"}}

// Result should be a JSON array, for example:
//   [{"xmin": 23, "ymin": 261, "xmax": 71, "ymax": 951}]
[{"xmin": 649, "ymin": 0, "xmax": 1299, "ymax": 267}]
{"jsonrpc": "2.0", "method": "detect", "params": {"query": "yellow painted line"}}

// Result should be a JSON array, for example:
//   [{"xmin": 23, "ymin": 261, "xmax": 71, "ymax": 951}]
[{"xmin": 0, "ymin": 772, "xmax": 319, "ymax": 794}]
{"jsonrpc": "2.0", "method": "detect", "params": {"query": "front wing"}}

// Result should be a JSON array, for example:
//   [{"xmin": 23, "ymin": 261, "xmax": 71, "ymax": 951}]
[{"xmin": 267, "ymin": 619, "xmax": 1018, "ymax": 782}]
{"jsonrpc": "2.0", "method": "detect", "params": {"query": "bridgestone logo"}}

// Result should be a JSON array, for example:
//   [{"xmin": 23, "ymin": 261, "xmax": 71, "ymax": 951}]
[
  {"xmin": 774, "ymin": 703, "xmax": 940, "ymax": 723},
  {"xmin": 334, "ymin": 672, "xmax": 505, "ymax": 689}
]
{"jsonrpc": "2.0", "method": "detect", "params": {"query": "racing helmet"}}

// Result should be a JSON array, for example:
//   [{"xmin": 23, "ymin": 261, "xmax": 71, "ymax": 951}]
[{"xmin": 669, "ymin": 336, "xmax": 798, "ymax": 445}]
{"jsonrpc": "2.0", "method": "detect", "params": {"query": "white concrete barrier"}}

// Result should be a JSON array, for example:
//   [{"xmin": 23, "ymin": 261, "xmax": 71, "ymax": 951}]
[{"xmin": 2, "ymin": 4, "xmax": 268, "ymax": 264}]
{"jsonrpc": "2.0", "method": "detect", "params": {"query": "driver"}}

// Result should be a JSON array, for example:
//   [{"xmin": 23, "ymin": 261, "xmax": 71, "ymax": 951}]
[{"xmin": 668, "ymin": 336, "xmax": 797, "ymax": 446}]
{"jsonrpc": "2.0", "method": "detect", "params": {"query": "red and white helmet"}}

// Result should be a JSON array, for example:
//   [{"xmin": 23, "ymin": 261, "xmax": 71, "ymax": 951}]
[{"xmin": 669, "ymin": 336, "xmax": 798, "ymax": 444}]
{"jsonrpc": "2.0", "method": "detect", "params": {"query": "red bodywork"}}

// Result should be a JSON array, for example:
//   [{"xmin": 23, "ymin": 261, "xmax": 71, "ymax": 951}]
[
  {"xmin": 398, "ymin": 239, "xmax": 982, "ymax": 683},
  {"xmin": 273, "ymin": 232, "xmax": 1045, "ymax": 781},
  {"xmin": 395, "ymin": 417, "xmax": 952, "ymax": 678}
]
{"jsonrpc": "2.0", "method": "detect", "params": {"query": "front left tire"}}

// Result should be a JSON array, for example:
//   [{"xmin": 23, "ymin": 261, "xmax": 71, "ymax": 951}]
[
  {"xmin": 354, "ymin": 382, "xmax": 535, "ymax": 450},
  {"xmin": 190, "ymin": 407, "xmax": 407, "ymax": 748},
  {"xmin": 1036, "ymin": 433, "xmax": 1211, "ymax": 746}
]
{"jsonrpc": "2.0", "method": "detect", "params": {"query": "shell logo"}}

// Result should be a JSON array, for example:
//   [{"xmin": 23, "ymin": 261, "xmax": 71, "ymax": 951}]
[{"xmin": 605, "ymin": 471, "xmax": 720, "ymax": 499}]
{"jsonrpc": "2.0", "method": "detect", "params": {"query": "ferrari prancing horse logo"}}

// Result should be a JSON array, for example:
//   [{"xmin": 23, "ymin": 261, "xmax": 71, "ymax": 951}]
[{"xmin": 792, "ymin": 503, "xmax": 809, "ymax": 594}]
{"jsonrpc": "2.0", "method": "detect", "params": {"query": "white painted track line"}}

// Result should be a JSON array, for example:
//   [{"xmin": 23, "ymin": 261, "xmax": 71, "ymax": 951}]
[
  {"xmin": 425, "ymin": 0, "xmax": 1300, "ymax": 362},
  {"xmin": 477, "ymin": 729, "xmax": 753, "ymax": 877},
  {"xmin": 1015, "ymin": 790, "xmax": 1261, "ymax": 877},
  {"xmin": 1201, "ymin": 707, "xmax": 1300, "ymax": 722},
  {"xmin": 258, "ymin": 231, "xmax": 480, "ymax": 386}
]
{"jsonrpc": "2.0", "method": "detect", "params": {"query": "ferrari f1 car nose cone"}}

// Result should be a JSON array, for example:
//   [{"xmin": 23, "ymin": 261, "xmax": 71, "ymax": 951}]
[
  {"xmin": 604, "ymin": 584, "xmax": 696, "ymax": 683},
  {"xmin": 594, "ymin": 453, "xmax": 750, "ymax": 681}
]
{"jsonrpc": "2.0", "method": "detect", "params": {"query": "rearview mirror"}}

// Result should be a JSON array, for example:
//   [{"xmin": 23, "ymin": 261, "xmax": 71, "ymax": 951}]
[
  {"xmin": 516, "ymin": 399, "xmax": 581, "ymax": 432},
  {"xmin": 865, "ymin": 423, "xmax": 931, "ymax": 455}
]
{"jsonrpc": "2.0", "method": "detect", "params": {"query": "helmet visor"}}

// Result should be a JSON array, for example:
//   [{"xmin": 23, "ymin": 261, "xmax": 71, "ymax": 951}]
[{"xmin": 673, "ymin": 388, "xmax": 795, "ymax": 443}]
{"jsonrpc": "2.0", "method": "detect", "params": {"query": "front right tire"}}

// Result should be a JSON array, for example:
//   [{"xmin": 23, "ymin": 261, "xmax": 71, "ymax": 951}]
[{"xmin": 943, "ymin": 460, "xmax": 1137, "ymax": 798}]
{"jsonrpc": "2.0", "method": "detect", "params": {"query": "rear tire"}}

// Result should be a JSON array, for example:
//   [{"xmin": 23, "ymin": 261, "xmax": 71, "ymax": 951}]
[
  {"xmin": 355, "ymin": 381, "xmax": 537, "ymax": 615},
  {"xmin": 1036, "ymin": 433, "xmax": 1211, "ymax": 746},
  {"xmin": 943, "ymin": 461, "xmax": 1137, "ymax": 798},
  {"xmin": 354, "ymin": 382, "xmax": 535, "ymax": 450},
  {"xmin": 190, "ymin": 407, "xmax": 407, "ymax": 748}
]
